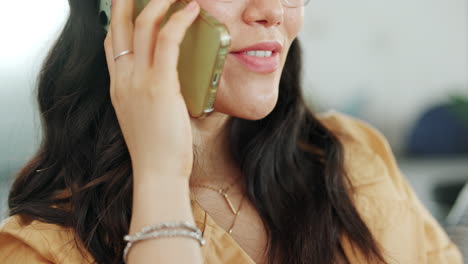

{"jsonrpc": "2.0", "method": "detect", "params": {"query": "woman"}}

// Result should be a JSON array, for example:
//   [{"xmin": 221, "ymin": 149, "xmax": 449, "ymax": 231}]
[{"xmin": 0, "ymin": 0, "xmax": 462, "ymax": 263}]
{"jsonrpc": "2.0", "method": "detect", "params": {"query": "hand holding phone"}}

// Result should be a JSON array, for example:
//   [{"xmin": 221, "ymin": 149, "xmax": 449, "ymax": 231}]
[
  {"xmin": 99, "ymin": 0, "xmax": 231, "ymax": 118},
  {"xmin": 103, "ymin": 0, "xmax": 203, "ymax": 179}
]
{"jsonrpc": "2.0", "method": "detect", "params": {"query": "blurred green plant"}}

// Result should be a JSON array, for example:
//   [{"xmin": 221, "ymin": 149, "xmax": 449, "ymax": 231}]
[{"xmin": 450, "ymin": 94, "xmax": 468, "ymax": 127}]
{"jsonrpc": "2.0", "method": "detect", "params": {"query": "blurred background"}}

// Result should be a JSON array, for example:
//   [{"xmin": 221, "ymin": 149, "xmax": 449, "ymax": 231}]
[
  {"xmin": 298, "ymin": 0, "xmax": 468, "ymax": 227},
  {"xmin": 0, "ymin": 0, "xmax": 467, "ymax": 257}
]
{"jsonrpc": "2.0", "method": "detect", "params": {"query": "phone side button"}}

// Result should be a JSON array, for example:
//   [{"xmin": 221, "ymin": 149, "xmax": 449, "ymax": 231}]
[
  {"xmin": 212, "ymin": 72, "xmax": 221, "ymax": 86},
  {"xmin": 204, "ymin": 107, "xmax": 215, "ymax": 113}
]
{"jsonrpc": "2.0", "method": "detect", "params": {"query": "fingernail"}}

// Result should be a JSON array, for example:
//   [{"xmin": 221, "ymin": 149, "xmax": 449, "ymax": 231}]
[{"xmin": 186, "ymin": 1, "xmax": 198, "ymax": 11}]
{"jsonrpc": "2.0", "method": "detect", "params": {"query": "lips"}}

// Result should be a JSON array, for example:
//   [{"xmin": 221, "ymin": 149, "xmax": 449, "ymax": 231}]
[
  {"xmin": 230, "ymin": 41, "xmax": 283, "ymax": 54},
  {"xmin": 230, "ymin": 53, "xmax": 280, "ymax": 74},
  {"xmin": 229, "ymin": 41, "xmax": 283, "ymax": 74}
]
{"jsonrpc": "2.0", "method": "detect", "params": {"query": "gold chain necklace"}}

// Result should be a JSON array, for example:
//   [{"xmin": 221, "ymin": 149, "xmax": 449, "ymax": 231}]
[{"xmin": 190, "ymin": 179, "xmax": 246, "ymax": 234}]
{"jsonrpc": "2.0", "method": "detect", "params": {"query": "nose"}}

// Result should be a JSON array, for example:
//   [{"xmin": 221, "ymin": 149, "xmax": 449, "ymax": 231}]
[{"xmin": 242, "ymin": 0, "xmax": 284, "ymax": 27}]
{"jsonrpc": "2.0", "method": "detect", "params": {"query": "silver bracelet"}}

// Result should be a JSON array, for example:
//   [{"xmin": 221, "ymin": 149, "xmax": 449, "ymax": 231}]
[
  {"xmin": 123, "ymin": 222, "xmax": 206, "ymax": 263},
  {"xmin": 124, "ymin": 220, "xmax": 201, "ymax": 241},
  {"xmin": 123, "ymin": 229, "xmax": 206, "ymax": 263}
]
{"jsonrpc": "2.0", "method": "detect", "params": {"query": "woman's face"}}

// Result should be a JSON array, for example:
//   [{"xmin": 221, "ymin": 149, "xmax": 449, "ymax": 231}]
[{"xmin": 195, "ymin": 0, "xmax": 304, "ymax": 120}]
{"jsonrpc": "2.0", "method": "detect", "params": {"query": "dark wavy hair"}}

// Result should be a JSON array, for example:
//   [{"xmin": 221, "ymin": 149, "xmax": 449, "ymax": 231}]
[{"xmin": 8, "ymin": 0, "xmax": 387, "ymax": 263}]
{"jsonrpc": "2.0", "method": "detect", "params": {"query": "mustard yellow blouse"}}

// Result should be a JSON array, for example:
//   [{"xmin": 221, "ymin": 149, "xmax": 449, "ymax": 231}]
[{"xmin": 0, "ymin": 111, "xmax": 463, "ymax": 263}]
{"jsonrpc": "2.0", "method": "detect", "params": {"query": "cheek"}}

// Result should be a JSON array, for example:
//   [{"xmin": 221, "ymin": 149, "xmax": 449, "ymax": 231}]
[
  {"xmin": 194, "ymin": 0, "xmax": 234, "ymax": 23},
  {"xmin": 190, "ymin": 3, "xmax": 303, "ymax": 120},
  {"xmin": 213, "ymin": 54, "xmax": 283, "ymax": 120},
  {"xmin": 284, "ymin": 9, "xmax": 304, "ymax": 40},
  {"xmin": 213, "ymin": 74, "xmax": 280, "ymax": 120}
]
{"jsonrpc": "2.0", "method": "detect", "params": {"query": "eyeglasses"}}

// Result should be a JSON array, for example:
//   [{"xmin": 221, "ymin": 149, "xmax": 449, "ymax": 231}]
[
  {"xmin": 282, "ymin": 0, "xmax": 311, "ymax": 7},
  {"xmin": 215, "ymin": 0, "xmax": 311, "ymax": 8}
]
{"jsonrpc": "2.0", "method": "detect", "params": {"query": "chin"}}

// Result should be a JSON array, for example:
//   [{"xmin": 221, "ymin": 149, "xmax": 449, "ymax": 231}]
[{"xmin": 213, "ymin": 81, "xmax": 279, "ymax": 120}]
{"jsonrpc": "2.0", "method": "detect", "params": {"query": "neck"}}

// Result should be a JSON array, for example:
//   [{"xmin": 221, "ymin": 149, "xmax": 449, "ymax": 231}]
[{"xmin": 189, "ymin": 112, "xmax": 242, "ymax": 189}]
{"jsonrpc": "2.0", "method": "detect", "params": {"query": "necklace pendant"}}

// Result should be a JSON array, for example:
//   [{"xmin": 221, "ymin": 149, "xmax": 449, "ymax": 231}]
[{"xmin": 223, "ymin": 193, "xmax": 238, "ymax": 214}]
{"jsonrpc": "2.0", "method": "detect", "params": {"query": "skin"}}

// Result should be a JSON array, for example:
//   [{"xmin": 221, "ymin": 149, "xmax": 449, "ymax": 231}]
[
  {"xmin": 104, "ymin": 0, "xmax": 303, "ymax": 262},
  {"xmin": 188, "ymin": 1, "xmax": 304, "ymax": 262},
  {"xmin": 189, "ymin": 0, "xmax": 304, "ymax": 187}
]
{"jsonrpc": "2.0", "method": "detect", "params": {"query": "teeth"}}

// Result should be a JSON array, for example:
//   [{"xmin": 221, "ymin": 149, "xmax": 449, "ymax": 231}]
[{"xmin": 243, "ymin": 50, "xmax": 273, "ymax": 57}]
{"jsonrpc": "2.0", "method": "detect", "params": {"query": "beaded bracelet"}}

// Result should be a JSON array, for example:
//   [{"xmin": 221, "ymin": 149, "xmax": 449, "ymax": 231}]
[
  {"xmin": 123, "ymin": 221, "xmax": 206, "ymax": 263},
  {"xmin": 124, "ymin": 220, "xmax": 201, "ymax": 241}
]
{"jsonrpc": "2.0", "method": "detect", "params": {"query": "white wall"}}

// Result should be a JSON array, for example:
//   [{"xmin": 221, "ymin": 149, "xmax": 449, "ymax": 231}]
[
  {"xmin": 299, "ymin": 0, "xmax": 468, "ymax": 153},
  {"xmin": 0, "ymin": 1, "xmax": 69, "ymax": 172}
]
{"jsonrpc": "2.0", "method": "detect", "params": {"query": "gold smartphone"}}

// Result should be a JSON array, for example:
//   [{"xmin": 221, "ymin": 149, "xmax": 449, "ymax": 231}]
[{"xmin": 98, "ymin": 0, "xmax": 231, "ymax": 118}]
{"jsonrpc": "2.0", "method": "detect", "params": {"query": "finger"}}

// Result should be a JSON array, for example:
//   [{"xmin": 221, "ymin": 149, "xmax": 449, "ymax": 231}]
[
  {"xmin": 104, "ymin": 24, "xmax": 115, "ymax": 80},
  {"xmin": 153, "ymin": 1, "xmax": 200, "ymax": 81},
  {"xmin": 133, "ymin": 0, "xmax": 179, "ymax": 72},
  {"xmin": 110, "ymin": 0, "xmax": 135, "ymax": 71}
]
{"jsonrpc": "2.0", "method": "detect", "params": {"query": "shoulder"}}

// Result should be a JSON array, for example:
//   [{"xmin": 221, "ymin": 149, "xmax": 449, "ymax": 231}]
[
  {"xmin": 316, "ymin": 110, "xmax": 391, "ymax": 158},
  {"xmin": 0, "ymin": 214, "xmax": 93, "ymax": 263},
  {"xmin": 316, "ymin": 110, "xmax": 401, "ymax": 189},
  {"xmin": 316, "ymin": 110, "xmax": 463, "ymax": 263},
  {"xmin": 315, "ymin": 110, "xmax": 407, "ymax": 223},
  {"xmin": 315, "ymin": 110, "xmax": 414, "ymax": 233}
]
